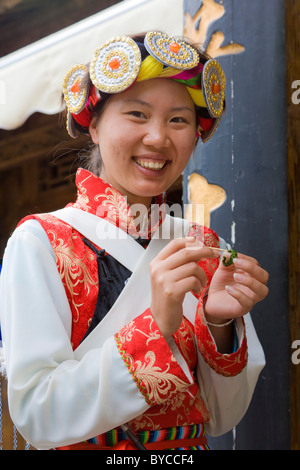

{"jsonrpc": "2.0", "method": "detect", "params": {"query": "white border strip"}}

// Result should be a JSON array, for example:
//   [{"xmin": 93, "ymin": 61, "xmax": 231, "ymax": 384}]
[{"xmin": 0, "ymin": 0, "xmax": 150, "ymax": 69}]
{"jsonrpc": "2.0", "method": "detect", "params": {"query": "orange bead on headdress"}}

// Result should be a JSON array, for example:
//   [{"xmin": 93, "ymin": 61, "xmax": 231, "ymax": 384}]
[{"xmin": 62, "ymin": 31, "xmax": 226, "ymax": 142}]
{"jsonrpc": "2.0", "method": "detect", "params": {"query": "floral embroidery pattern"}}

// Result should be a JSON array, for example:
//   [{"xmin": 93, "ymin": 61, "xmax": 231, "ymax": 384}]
[
  {"xmin": 173, "ymin": 318, "xmax": 197, "ymax": 371},
  {"xmin": 73, "ymin": 168, "xmax": 166, "ymax": 239},
  {"xmin": 188, "ymin": 223, "xmax": 220, "ymax": 289},
  {"xmin": 195, "ymin": 293, "xmax": 248, "ymax": 377},
  {"xmin": 129, "ymin": 350, "xmax": 190, "ymax": 405},
  {"xmin": 19, "ymin": 210, "xmax": 100, "ymax": 349},
  {"xmin": 115, "ymin": 313, "xmax": 193, "ymax": 406},
  {"xmin": 71, "ymin": 169, "xmax": 94, "ymax": 212},
  {"xmin": 114, "ymin": 337, "xmax": 152, "ymax": 405},
  {"xmin": 46, "ymin": 229, "xmax": 98, "ymax": 323},
  {"xmin": 117, "ymin": 315, "xmax": 162, "ymax": 346},
  {"xmin": 95, "ymin": 186, "xmax": 135, "ymax": 234},
  {"xmin": 128, "ymin": 385, "xmax": 210, "ymax": 431}
]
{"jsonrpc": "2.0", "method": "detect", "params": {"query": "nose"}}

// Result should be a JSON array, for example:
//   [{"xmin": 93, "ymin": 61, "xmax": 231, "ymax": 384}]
[{"xmin": 142, "ymin": 120, "xmax": 169, "ymax": 148}]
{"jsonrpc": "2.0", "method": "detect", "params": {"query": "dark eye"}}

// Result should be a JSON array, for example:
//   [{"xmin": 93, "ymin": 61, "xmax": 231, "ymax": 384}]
[
  {"xmin": 129, "ymin": 110, "xmax": 147, "ymax": 119},
  {"xmin": 171, "ymin": 116, "xmax": 188, "ymax": 123}
]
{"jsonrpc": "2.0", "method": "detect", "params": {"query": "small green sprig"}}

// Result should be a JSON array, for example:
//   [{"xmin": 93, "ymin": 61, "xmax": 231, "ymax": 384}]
[{"xmin": 222, "ymin": 249, "xmax": 237, "ymax": 267}]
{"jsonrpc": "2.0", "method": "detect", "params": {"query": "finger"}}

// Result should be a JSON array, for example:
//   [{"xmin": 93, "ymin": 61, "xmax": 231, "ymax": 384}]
[
  {"xmin": 156, "ymin": 237, "xmax": 218, "ymax": 262},
  {"xmin": 232, "ymin": 257, "xmax": 269, "ymax": 285},
  {"xmin": 234, "ymin": 252, "xmax": 260, "ymax": 265},
  {"xmin": 224, "ymin": 284, "xmax": 256, "ymax": 314},
  {"xmin": 173, "ymin": 276, "xmax": 203, "ymax": 300},
  {"xmin": 159, "ymin": 274, "xmax": 203, "ymax": 301},
  {"xmin": 169, "ymin": 261, "xmax": 207, "ymax": 287},
  {"xmin": 155, "ymin": 237, "xmax": 199, "ymax": 261},
  {"xmin": 233, "ymin": 272, "xmax": 269, "ymax": 301},
  {"xmin": 167, "ymin": 247, "xmax": 218, "ymax": 273}
]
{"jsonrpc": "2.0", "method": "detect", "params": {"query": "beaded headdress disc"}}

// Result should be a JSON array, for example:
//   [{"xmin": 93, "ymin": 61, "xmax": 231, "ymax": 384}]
[{"xmin": 62, "ymin": 31, "xmax": 226, "ymax": 142}]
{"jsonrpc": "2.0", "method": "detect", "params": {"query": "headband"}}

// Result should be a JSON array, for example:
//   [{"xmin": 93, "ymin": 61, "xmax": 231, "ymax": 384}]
[{"xmin": 62, "ymin": 31, "xmax": 226, "ymax": 142}]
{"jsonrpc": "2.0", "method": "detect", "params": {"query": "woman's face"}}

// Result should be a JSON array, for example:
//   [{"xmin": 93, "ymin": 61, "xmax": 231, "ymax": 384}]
[{"xmin": 89, "ymin": 78, "xmax": 196, "ymax": 207}]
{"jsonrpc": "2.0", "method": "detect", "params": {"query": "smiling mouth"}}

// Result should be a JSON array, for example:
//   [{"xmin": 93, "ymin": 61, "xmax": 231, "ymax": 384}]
[{"xmin": 134, "ymin": 158, "xmax": 168, "ymax": 171}]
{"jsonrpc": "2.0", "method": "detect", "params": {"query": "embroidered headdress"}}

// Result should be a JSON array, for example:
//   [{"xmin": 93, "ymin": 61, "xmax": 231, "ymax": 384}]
[{"xmin": 62, "ymin": 31, "xmax": 226, "ymax": 142}]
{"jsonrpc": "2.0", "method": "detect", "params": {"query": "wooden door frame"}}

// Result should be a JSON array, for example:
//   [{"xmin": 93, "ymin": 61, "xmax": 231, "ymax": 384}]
[{"xmin": 286, "ymin": 0, "xmax": 300, "ymax": 451}]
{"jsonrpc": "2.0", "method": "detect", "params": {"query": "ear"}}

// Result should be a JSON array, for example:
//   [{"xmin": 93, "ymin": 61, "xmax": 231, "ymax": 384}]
[{"xmin": 89, "ymin": 118, "xmax": 100, "ymax": 144}]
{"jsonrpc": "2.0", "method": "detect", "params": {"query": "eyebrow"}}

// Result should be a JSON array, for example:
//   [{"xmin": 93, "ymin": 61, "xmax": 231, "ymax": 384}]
[{"xmin": 124, "ymin": 99, "xmax": 195, "ymax": 113}]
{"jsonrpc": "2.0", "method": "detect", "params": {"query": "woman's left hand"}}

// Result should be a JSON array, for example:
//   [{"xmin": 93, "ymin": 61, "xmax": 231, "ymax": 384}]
[{"xmin": 204, "ymin": 252, "xmax": 269, "ymax": 323}]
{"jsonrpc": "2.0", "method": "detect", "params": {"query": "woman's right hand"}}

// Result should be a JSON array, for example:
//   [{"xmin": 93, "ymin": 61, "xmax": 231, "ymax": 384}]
[{"xmin": 149, "ymin": 237, "xmax": 217, "ymax": 339}]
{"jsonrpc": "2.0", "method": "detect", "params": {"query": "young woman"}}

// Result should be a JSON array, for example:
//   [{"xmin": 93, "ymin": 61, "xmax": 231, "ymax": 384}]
[{"xmin": 0, "ymin": 32, "xmax": 268, "ymax": 450}]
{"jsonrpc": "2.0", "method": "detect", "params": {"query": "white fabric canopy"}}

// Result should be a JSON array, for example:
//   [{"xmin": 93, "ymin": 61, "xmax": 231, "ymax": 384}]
[{"xmin": 0, "ymin": 0, "xmax": 184, "ymax": 130}]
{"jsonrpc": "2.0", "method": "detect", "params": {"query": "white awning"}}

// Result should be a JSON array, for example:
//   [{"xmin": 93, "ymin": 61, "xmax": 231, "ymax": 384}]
[{"xmin": 0, "ymin": 0, "xmax": 184, "ymax": 130}]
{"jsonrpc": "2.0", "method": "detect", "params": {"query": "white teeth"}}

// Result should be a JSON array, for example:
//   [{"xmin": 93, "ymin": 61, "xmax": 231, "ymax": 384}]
[{"xmin": 135, "ymin": 159, "xmax": 166, "ymax": 170}]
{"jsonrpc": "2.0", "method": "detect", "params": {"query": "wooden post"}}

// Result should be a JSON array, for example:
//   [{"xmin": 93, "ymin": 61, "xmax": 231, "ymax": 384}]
[{"xmin": 286, "ymin": 0, "xmax": 300, "ymax": 451}]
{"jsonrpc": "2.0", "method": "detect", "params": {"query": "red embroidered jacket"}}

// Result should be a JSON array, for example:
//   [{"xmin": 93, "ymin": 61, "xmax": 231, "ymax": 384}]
[{"xmin": 20, "ymin": 168, "xmax": 247, "ymax": 432}]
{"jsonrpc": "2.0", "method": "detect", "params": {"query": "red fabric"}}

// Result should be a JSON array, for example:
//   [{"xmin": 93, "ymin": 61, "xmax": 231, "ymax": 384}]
[
  {"xmin": 115, "ymin": 311, "xmax": 198, "ymax": 407},
  {"xmin": 196, "ymin": 289, "xmax": 248, "ymax": 376},
  {"xmin": 58, "ymin": 440, "xmax": 137, "ymax": 450},
  {"xmin": 199, "ymin": 116, "xmax": 214, "ymax": 131},
  {"xmin": 115, "ymin": 311, "xmax": 209, "ymax": 428}
]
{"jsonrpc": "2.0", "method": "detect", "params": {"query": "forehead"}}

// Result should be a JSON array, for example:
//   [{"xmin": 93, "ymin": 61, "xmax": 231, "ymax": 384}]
[{"xmin": 109, "ymin": 78, "xmax": 195, "ymax": 110}]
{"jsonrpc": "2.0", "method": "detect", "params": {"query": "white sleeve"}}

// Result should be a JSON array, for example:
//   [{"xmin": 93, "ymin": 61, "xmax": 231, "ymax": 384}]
[{"xmin": 0, "ymin": 220, "xmax": 149, "ymax": 449}]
